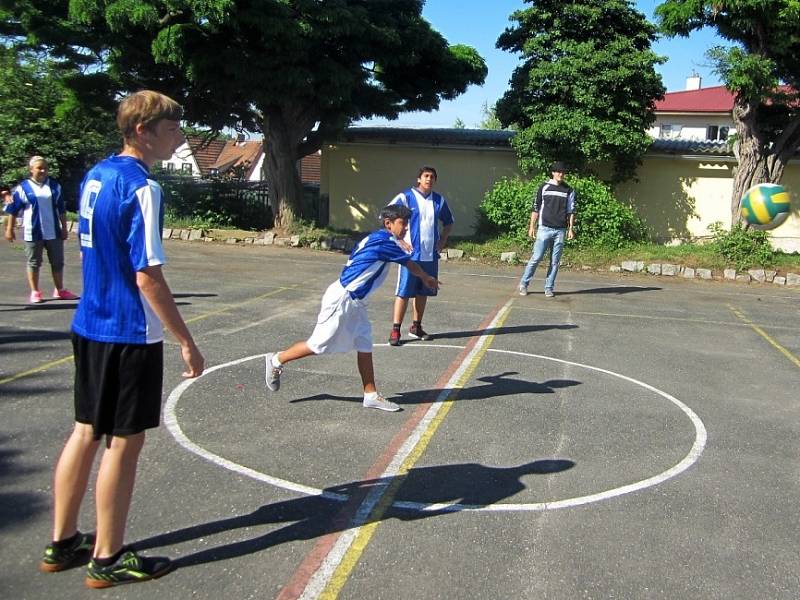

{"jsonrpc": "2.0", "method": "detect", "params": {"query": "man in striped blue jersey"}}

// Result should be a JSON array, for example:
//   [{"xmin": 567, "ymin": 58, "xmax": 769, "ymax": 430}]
[
  {"xmin": 265, "ymin": 204, "xmax": 440, "ymax": 412},
  {"xmin": 388, "ymin": 166, "xmax": 454, "ymax": 346},
  {"xmin": 41, "ymin": 91, "xmax": 204, "ymax": 588},
  {"xmin": 3, "ymin": 156, "xmax": 78, "ymax": 303}
]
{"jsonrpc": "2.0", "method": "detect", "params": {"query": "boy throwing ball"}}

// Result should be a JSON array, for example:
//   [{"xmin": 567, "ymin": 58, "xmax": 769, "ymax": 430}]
[{"xmin": 265, "ymin": 204, "xmax": 439, "ymax": 411}]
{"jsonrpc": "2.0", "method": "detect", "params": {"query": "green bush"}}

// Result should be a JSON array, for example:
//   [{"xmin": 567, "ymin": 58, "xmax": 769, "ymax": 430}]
[
  {"xmin": 707, "ymin": 221, "xmax": 774, "ymax": 269},
  {"xmin": 479, "ymin": 174, "xmax": 647, "ymax": 248}
]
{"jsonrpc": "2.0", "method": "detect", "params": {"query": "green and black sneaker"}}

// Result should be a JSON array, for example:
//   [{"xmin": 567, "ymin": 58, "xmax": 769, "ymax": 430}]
[
  {"xmin": 85, "ymin": 549, "xmax": 173, "ymax": 589},
  {"xmin": 39, "ymin": 531, "xmax": 96, "ymax": 572}
]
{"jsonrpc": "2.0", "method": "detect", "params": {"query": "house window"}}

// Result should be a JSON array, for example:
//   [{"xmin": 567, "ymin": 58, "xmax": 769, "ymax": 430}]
[
  {"xmin": 706, "ymin": 126, "xmax": 730, "ymax": 141},
  {"xmin": 661, "ymin": 124, "xmax": 682, "ymax": 139},
  {"xmin": 181, "ymin": 163, "xmax": 192, "ymax": 175},
  {"xmin": 166, "ymin": 162, "xmax": 175, "ymax": 172}
]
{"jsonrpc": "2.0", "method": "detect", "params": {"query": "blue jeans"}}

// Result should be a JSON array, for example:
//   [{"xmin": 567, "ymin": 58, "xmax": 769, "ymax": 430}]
[{"xmin": 519, "ymin": 226, "xmax": 566, "ymax": 291}]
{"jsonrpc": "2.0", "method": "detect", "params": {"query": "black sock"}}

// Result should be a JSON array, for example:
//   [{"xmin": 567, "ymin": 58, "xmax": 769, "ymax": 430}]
[
  {"xmin": 53, "ymin": 532, "xmax": 79, "ymax": 549},
  {"xmin": 413, "ymin": 320, "xmax": 421, "ymax": 328},
  {"xmin": 392, "ymin": 323, "xmax": 401, "ymax": 330},
  {"xmin": 93, "ymin": 548, "xmax": 124, "ymax": 567}
]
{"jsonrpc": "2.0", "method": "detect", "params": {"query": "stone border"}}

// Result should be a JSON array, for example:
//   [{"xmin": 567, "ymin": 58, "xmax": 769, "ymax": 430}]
[{"xmin": 51, "ymin": 220, "xmax": 800, "ymax": 288}]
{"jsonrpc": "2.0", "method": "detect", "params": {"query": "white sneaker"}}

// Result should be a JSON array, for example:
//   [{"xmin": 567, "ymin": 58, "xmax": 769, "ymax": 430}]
[
  {"xmin": 363, "ymin": 394, "xmax": 401, "ymax": 412},
  {"xmin": 518, "ymin": 285, "xmax": 527, "ymax": 296},
  {"xmin": 544, "ymin": 289, "xmax": 555, "ymax": 298},
  {"xmin": 265, "ymin": 352, "xmax": 283, "ymax": 391}
]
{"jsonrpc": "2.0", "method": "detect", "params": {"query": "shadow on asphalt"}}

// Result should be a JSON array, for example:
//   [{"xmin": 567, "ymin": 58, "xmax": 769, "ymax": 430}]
[
  {"xmin": 0, "ymin": 435, "xmax": 49, "ymax": 533},
  {"xmin": 291, "ymin": 371, "xmax": 582, "ymax": 406},
  {"xmin": 133, "ymin": 458, "xmax": 575, "ymax": 569},
  {"xmin": 420, "ymin": 323, "xmax": 578, "ymax": 342},
  {"xmin": 557, "ymin": 286, "xmax": 662, "ymax": 295}
]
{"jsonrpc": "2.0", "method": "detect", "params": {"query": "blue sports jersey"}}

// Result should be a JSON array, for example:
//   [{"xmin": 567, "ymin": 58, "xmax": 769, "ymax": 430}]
[
  {"xmin": 340, "ymin": 229, "xmax": 411, "ymax": 300},
  {"xmin": 390, "ymin": 188, "xmax": 454, "ymax": 262},
  {"xmin": 71, "ymin": 155, "xmax": 167, "ymax": 344},
  {"xmin": 4, "ymin": 178, "xmax": 64, "ymax": 241}
]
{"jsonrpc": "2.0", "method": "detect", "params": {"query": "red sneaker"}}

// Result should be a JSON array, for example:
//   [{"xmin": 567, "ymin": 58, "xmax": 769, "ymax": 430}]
[{"xmin": 389, "ymin": 328, "xmax": 401, "ymax": 346}]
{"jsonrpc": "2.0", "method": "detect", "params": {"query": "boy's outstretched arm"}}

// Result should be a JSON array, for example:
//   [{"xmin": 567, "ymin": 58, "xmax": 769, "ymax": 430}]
[{"xmin": 406, "ymin": 260, "xmax": 441, "ymax": 291}]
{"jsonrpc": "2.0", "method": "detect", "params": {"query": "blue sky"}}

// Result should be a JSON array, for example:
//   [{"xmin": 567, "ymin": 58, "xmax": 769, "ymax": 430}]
[{"xmin": 358, "ymin": 0, "xmax": 726, "ymax": 128}]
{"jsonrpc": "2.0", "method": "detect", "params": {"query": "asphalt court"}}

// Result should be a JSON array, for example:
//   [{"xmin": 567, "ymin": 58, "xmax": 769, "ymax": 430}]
[{"xmin": 2, "ymin": 239, "xmax": 800, "ymax": 599}]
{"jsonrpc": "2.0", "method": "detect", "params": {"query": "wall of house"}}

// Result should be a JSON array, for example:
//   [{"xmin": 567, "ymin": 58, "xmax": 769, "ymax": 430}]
[
  {"xmin": 322, "ymin": 140, "xmax": 800, "ymax": 252},
  {"xmin": 321, "ymin": 141, "xmax": 519, "ymax": 235},
  {"xmin": 649, "ymin": 115, "xmax": 733, "ymax": 140},
  {"xmin": 161, "ymin": 142, "xmax": 200, "ymax": 176}
]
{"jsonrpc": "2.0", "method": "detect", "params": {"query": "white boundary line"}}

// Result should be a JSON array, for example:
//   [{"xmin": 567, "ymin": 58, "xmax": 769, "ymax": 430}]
[{"xmin": 165, "ymin": 346, "xmax": 707, "ymax": 512}]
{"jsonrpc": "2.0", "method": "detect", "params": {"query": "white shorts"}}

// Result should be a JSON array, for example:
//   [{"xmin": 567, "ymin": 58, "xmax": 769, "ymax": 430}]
[{"xmin": 306, "ymin": 280, "xmax": 373, "ymax": 354}]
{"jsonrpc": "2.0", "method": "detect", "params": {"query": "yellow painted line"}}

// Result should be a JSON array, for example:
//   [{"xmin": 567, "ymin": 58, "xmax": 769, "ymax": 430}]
[
  {"xmin": 315, "ymin": 301, "xmax": 513, "ymax": 599},
  {"xmin": 728, "ymin": 305, "xmax": 800, "ymax": 369},
  {"xmin": 0, "ymin": 286, "xmax": 298, "ymax": 387},
  {"xmin": 184, "ymin": 285, "xmax": 297, "ymax": 324},
  {"xmin": 0, "ymin": 355, "xmax": 74, "ymax": 386}
]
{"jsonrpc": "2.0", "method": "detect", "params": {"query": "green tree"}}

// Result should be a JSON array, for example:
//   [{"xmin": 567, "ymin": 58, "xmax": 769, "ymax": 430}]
[
  {"xmin": 496, "ymin": 0, "xmax": 665, "ymax": 182},
  {"xmin": 2, "ymin": 0, "xmax": 487, "ymax": 227},
  {"xmin": 655, "ymin": 0, "xmax": 800, "ymax": 224},
  {"xmin": 0, "ymin": 45, "xmax": 118, "ymax": 203},
  {"xmin": 453, "ymin": 117, "xmax": 467, "ymax": 129},
  {"xmin": 476, "ymin": 100, "xmax": 507, "ymax": 130}
]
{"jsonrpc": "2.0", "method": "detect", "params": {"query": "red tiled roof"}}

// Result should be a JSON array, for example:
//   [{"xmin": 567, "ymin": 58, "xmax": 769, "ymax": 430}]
[
  {"xmin": 211, "ymin": 140, "xmax": 263, "ymax": 179},
  {"xmin": 299, "ymin": 151, "xmax": 321, "ymax": 184},
  {"xmin": 185, "ymin": 135, "xmax": 227, "ymax": 175},
  {"xmin": 655, "ymin": 85, "xmax": 735, "ymax": 113}
]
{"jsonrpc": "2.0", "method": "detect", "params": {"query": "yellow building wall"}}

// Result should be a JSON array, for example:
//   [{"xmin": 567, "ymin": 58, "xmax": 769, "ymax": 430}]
[
  {"xmin": 321, "ymin": 139, "xmax": 800, "ymax": 252},
  {"xmin": 615, "ymin": 156, "xmax": 800, "ymax": 252},
  {"xmin": 321, "ymin": 142, "xmax": 519, "ymax": 236}
]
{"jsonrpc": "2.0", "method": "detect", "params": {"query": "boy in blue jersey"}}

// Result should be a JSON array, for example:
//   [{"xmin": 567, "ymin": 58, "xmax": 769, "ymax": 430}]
[
  {"xmin": 265, "ymin": 204, "xmax": 439, "ymax": 412},
  {"xmin": 3, "ymin": 156, "xmax": 79, "ymax": 303},
  {"xmin": 41, "ymin": 91, "xmax": 204, "ymax": 588},
  {"xmin": 388, "ymin": 166, "xmax": 453, "ymax": 346}
]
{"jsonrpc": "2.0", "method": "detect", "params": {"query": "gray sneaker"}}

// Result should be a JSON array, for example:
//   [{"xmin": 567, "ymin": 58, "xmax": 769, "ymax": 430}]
[
  {"xmin": 518, "ymin": 285, "xmax": 528, "ymax": 296},
  {"xmin": 363, "ymin": 394, "xmax": 401, "ymax": 412},
  {"xmin": 265, "ymin": 352, "xmax": 283, "ymax": 391},
  {"xmin": 544, "ymin": 289, "xmax": 555, "ymax": 298}
]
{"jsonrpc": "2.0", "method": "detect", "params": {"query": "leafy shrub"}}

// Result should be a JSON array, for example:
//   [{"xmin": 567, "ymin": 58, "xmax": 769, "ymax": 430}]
[
  {"xmin": 707, "ymin": 221, "xmax": 774, "ymax": 269},
  {"xmin": 479, "ymin": 174, "xmax": 647, "ymax": 248}
]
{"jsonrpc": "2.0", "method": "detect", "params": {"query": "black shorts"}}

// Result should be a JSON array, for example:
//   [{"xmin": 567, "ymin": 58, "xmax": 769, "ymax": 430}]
[{"xmin": 72, "ymin": 333, "xmax": 164, "ymax": 440}]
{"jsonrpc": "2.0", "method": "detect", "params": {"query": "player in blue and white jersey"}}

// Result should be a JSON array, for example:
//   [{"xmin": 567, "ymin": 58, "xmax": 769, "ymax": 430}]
[
  {"xmin": 3, "ymin": 156, "xmax": 78, "ymax": 303},
  {"xmin": 40, "ymin": 91, "xmax": 204, "ymax": 589},
  {"xmin": 388, "ymin": 166, "xmax": 454, "ymax": 346},
  {"xmin": 265, "ymin": 204, "xmax": 440, "ymax": 412}
]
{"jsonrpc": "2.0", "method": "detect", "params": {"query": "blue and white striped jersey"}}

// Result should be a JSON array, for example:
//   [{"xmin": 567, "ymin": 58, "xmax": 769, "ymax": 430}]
[
  {"xmin": 390, "ymin": 188, "xmax": 454, "ymax": 262},
  {"xmin": 3, "ymin": 178, "xmax": 64, "ymax": 241},
  {"xmin": 340, "ymin": 229, "xmax": 411, "ymax": 300},
  {"xmin": 71, "ymin": 155, "xmax": 166, "ymax": 344}
]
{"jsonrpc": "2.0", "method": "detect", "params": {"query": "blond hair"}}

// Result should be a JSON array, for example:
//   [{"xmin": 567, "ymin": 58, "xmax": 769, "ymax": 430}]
[
  {"xmin": 28, "ymin": 155, "xmax": 47, "ymax": 168},
  {"xmin": 117, "ymin": 90, "xmax": 183, "ymax": 141}
]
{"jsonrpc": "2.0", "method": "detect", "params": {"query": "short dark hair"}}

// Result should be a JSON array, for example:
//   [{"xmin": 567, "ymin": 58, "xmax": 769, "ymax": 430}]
[
  {"xmin": 0, "ymin": 184, "xmax": 10, "ymax": 194},
  {"xmin": 550, "ymin": 161, "xmax": 568, "ymax": 173},
  {"xmin": 380, "ymin": 204, "xmax": 411, "ymax": 223},
  {"xmin": 417, "ymin": 165, "xmax": 437, "ymax": 180}
]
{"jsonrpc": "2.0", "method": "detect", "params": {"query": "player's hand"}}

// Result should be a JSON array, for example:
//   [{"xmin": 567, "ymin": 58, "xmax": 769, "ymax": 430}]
[
  {"xmin": 62, "ymin": 230, "xmax": 69, "ymax": 241},
  {"xmin": 424, "ymin": 276, "xmax": 441, "ymax": 291},
  {"xmin": 567, "ymin": 228, "xmax": 575, "ymax": 241},
  {"xmin": 181, "ymin": 342, "xmax": 205, "ymax": 378},
  {"xmin": 4, "ymin": 230, "xmax": 14, "ymax": 243}
]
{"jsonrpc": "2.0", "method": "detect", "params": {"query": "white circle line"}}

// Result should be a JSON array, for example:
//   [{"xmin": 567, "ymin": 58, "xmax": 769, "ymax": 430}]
[{"xmin": 164, "ymin": 346, "xmax": 707, "ymax": 512}]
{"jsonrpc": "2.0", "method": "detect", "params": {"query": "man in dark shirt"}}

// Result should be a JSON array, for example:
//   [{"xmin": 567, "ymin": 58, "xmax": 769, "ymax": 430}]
[{"xmin": 518, "ymin": 161, "xmax": 576, "ymax": 297}]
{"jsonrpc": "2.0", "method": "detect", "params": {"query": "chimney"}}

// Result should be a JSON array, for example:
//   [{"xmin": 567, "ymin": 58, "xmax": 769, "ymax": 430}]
[{"xmin": 686, "ymin": 72, "xmax": 702, "ymax": 91}]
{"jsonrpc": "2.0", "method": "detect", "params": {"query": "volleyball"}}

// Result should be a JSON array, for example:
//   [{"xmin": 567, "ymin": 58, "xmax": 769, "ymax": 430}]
[{"xmin": 740, "ymin": 183, "xmax": 791, "ymax": 230}]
